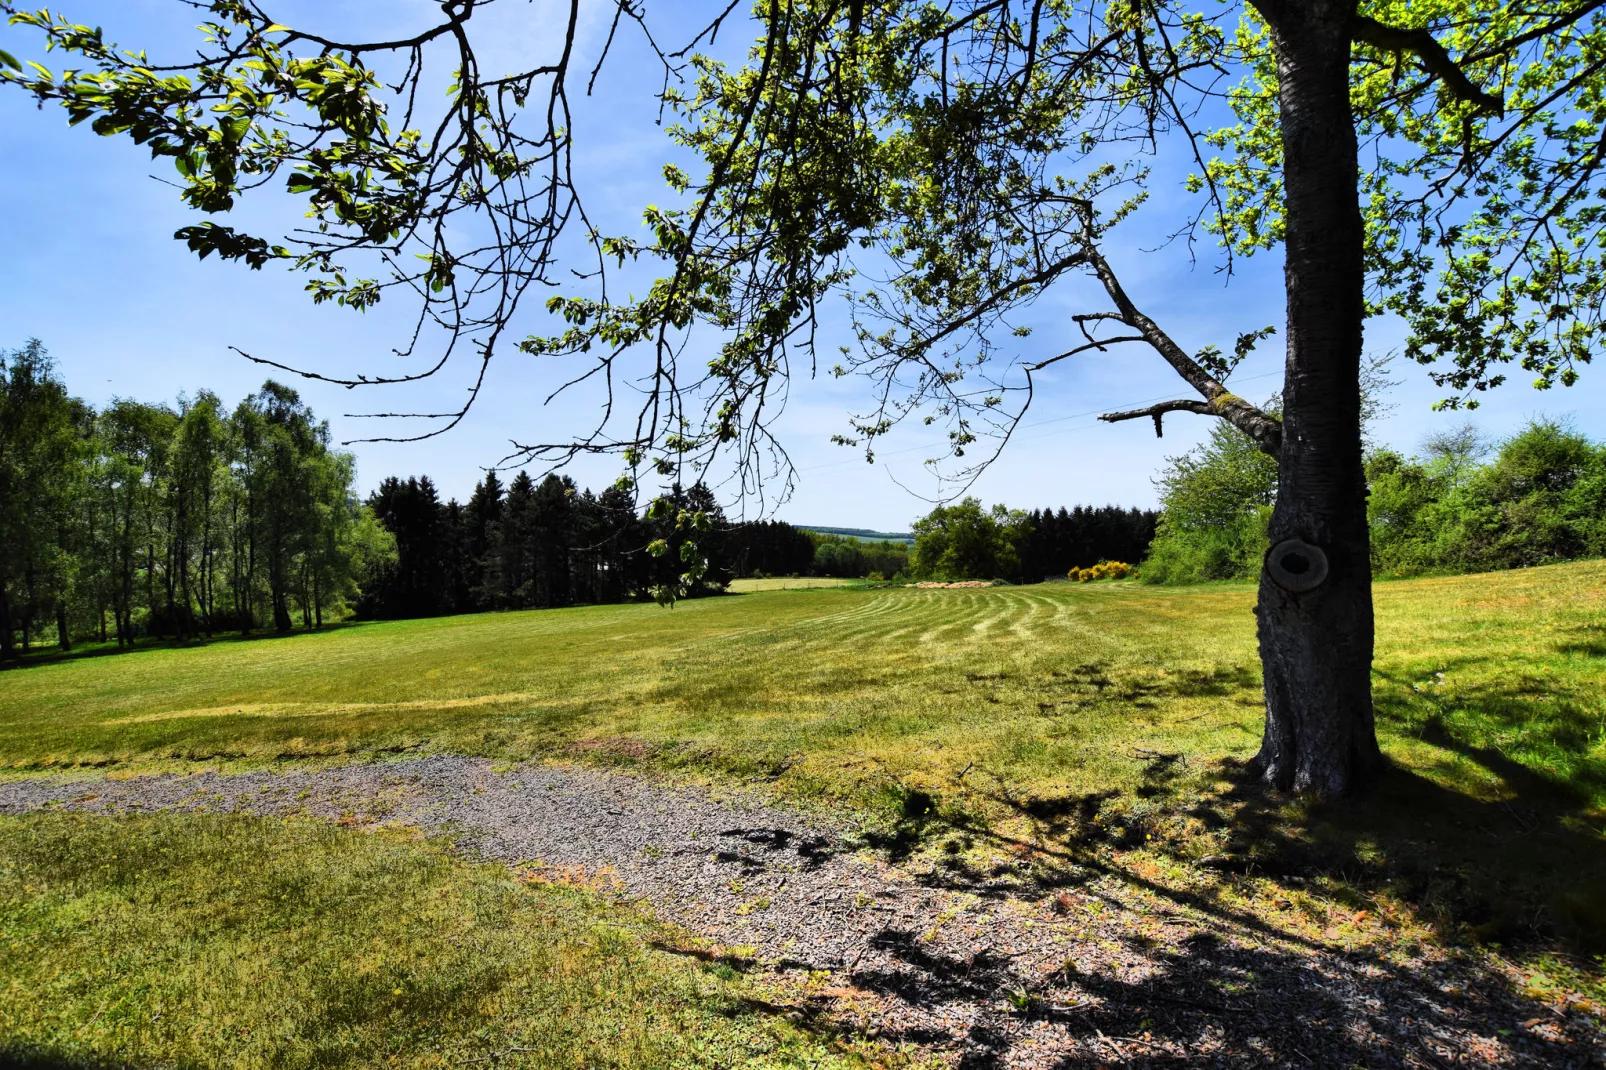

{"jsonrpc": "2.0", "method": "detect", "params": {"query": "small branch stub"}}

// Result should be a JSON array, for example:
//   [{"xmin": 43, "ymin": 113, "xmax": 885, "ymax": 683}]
[{"xmin": 1265, "ymin": 538, "xmax": 1329, "ymax": 593}]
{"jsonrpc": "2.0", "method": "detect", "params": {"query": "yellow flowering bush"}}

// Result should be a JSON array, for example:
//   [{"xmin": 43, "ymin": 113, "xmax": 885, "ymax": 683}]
[{"xmin": 1068, "ymin": 561, "xmax": 1135, "ymax": 582}]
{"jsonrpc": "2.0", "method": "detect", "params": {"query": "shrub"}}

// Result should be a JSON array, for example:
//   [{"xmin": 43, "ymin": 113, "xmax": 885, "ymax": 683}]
[
  {"xmin": 1367, "ymin": 420, "xmax": 1606, "ymax": 577},
  {"xmin": 1068, "ymin": 560, "xmax": 1135, "ymax": 582},
  {"xmin": 1138, "ymin": 417, "xmax": 1279, "ymax": 585},
  {"xmin": 1139, "ymin": 508, "xmax": 1270, "ymax": 584}
]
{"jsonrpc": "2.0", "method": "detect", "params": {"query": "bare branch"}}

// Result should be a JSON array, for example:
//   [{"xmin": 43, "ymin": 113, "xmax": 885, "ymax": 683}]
[
  {"xmin": 1071, "ymin": 211, "xmax": 1283, "ymax": 456},
  {"xmin": 1097, "ymin": 398, "xmax": 1211, "ymax": 438},
  {"xmin": 1026, "ymin": 334, "xmax": 1146, "ymax": 370}
]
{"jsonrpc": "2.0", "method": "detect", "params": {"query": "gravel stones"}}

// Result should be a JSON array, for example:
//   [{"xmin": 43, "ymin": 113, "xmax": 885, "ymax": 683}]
[{"xmin": 3, "ymin": 757, "xmax": 1600, "ymax": 1068}]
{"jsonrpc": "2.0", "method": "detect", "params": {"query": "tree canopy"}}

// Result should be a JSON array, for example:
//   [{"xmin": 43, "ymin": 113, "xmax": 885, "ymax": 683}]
[
  {"xmin": 0, "ymin": 342, "xmax": 386, "ymax": 654},
  {"xmin": 6, "ymin": 1, "xmax": 1597, "ymax": 503},
  {"xmin": 911, "ymin": 497, "xmax": 1029, "ymax": 581}
]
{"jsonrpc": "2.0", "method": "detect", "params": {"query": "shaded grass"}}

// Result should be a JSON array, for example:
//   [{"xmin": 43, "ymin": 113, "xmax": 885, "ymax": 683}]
[
  {"xmin": 1, "ymin": 561, "xmax": 1603, "ymax": 961},
  {"xmin": 0, "ymin": 812, "xmax": 879, "ymax": 1069}
]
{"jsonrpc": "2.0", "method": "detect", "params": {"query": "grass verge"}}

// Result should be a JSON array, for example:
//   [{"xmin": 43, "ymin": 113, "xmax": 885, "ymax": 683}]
[{"xmin": 0, "ymin": 811, "xmax": 881, "ymax": 1069}]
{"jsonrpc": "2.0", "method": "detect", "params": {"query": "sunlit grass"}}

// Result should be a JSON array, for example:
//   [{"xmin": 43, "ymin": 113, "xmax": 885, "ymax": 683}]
[
  {"xmin": 0, "ymin": 812, "xmax": 875, "ymax": 1069},
  {"xmin": 727, "ymin": 576, "xmax": 867, "ymax": 592},
  {"xmin": 2, "ymin": 561, "xmax": 1603, "ymax": 954},
  {"xmin": 3, "ymin": 564, "xmax": 1601, "ymax": 817}
]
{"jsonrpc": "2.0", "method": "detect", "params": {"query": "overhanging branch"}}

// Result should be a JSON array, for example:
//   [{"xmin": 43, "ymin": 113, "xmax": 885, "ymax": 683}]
[
  {"xmin": 1098, "ymin": 398, "xmax": 1212, "ymax": 437},
  {"xmin": 1069, "ymin": 207, "xmax": 1283, "ymax": 457},
  {"xmin": 1353, "ymin": 15, "xmax": 1505, "ymax": 118}
]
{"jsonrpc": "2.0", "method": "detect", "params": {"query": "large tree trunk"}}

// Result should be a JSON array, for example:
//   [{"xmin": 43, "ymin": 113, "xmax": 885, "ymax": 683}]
[
  {"xmin": 270, "ymin": 550, "xmax": 293, "ymax": 632},
  {"xmin": 1249, "ymin": 0, "xmax": 1383, "ymax": 796},
  {"xmin": 0, "ymin": 580, "xmax": 12, "ymax": 660},
  {"xmin": 56, "ymin": 521, "xmax": 73, "ymax": 651}
]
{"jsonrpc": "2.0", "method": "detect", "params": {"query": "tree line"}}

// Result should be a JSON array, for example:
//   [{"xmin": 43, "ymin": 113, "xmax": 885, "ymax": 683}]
[
  {"xmin": 357, "ymin": 479, "xmax": 922, "ymax": 616},
  {"xmin": 0, "ymin": 341, "xmax": 389, "ymax": 657},
  {"xmin": 363, "ymin": 486, "xmax": 1160, "ymax": 612},
  {"xmin": 358, "ymin": 473, "xmax": 729, "ymax": 618},
  {"xmin": 1142, "ymin": 417, "xmax": 1606, "ymax": 584},
  {"xmin": 2, "ymin": 340, "xmax": 1167, "ymax": 652},
  {"xmin": 907, "ymin": 499, "xmax": 1158, "ymax": 582}
]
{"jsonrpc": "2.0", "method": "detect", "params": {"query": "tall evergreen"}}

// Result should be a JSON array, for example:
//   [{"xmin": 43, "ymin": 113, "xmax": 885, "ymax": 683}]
[
  {"xmin": 462, "ymin": 472, "xmax": 504, "ymax": 609},
  {"xmin": 528, "ymin": 475, "xmax": 575, "ymax": 609}
]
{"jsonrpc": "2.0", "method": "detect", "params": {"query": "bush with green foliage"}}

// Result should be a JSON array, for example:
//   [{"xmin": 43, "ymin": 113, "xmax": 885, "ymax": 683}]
[
  {"xmin": 1143, "ymin": 417, "xmax": 1606, "ymax": 583},
  {"xmin": 1368, "ymin": 420, "xmax": 1606, "ymax": 576},
  {"xmin": 910, "ymin": 498, "xmax": 1031, "ymax": 581},
  {"xmin": 1140, "ymin": 420, "xmax": 1278, "ymax": 584}
]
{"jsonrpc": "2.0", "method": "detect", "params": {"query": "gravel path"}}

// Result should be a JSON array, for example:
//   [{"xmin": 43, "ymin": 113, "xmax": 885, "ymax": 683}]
[{"xmin": 3, "ymin": 757, "xmax": 1600, "ymax": 1069}]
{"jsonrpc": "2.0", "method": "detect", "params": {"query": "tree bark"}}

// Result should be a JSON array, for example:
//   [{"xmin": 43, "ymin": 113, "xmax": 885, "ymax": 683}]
[
  {"xmin": 0, "ymin": 580, "xmax": 12, "ymax": 660},
  {"xmin": 272, "ymin": 588, "xmax": 293, "ymax": 632},
  {"xmin": 56, "ymin": 520, "xmax": 72, "ymax": 650},
  {"xmin": 1249, "ymin": 0, "xmax": 1383, "ymax": 796},
  {"xmin": 22, "ymin": 565, "xmax": 35, "ymax": 653},
  {"xmin": 270, "ymin": 545, "xmax": 293, "ymax": 632}
]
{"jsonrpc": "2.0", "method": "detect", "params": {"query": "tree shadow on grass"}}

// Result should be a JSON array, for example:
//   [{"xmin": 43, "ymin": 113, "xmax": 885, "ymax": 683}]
[
  {"xmin": 826, "ymin": 852, "xmax": 1603, "ymax": 1068},
  {"xmin": 0, "ymin": 622, "xmax": 372, "ymax": 673},
  {"xmin": 841, "ymin": 765, "xmax": 1605, "ymax": 1068},
  {"xmin": 0, "ymin": 1048, "xmax": 183, "ymax": 1070},
  {"xmin": 930, "ymin": 654, "xmax": 1606, "ymax": 958},
  {"xmin": 834, "ymin": 668, "xmax": 1606, "ymax": 1066},
  {"xmin": 970, "ymin": 738, "xmax": 1606, "ymax": 958}
]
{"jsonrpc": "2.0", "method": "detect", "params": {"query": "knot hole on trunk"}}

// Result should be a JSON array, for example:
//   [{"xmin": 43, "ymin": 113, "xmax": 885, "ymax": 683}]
[{"xmin": 1266, "ymin": 538, "xmax": 1328, "ymax": 593}]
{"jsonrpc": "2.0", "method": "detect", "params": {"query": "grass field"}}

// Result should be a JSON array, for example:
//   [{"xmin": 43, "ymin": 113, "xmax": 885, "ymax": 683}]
[
  {"xmin": 0, "ymin": 812, "xmax": 870, "ymax": 1069},
  {"xmin": 2, "ymin": 561, "xmax": 1604, "ymax": 956},
  {"xmin": 727, "ymin": 576, "xmax": 867, "ymax": 592}
]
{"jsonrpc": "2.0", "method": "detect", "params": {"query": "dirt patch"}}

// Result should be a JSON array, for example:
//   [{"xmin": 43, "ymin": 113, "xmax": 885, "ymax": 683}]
[{"xmin": 568, "ymin": 736, "xmax": 656, "ymax": 761}]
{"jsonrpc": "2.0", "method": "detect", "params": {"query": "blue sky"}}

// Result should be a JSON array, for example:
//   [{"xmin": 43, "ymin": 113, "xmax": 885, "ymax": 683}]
[{"xmin": 4, "ymin": 1, "xmax": 1603, "ymax": 531}]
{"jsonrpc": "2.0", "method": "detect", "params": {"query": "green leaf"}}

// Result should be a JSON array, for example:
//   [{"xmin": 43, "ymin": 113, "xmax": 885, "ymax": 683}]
[{"xmin": 0, "ymin": 49, "xmax": 21, "ymax": 73}]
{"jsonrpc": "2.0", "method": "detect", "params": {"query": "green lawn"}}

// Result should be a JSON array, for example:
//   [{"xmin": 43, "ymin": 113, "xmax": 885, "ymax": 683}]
[
  {"xmin": 0, "ymin": 812, "xmax": 875, "ymax": 1069},
  {"xmin": 2, "ymin": 561, "xmax": 1604, "ymax": 954},
  {"xmin": 726, "ymin": 576, "xmax": 867, "ymax": 592},
  {"xmin": 3, "ymin": 563, "xmax": 1602, "ymax": 813}
]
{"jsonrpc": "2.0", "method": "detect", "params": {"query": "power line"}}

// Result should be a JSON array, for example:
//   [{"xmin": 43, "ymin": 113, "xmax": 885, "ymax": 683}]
[{"xmin": 796, "ymin": 370, "xmax": 1281, "ymax": 474}]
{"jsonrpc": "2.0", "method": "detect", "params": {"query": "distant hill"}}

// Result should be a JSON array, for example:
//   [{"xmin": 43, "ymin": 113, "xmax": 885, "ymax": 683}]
[{"xmin": 800, "ymin": 526, "xmax": 915, "ymax": 545}]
